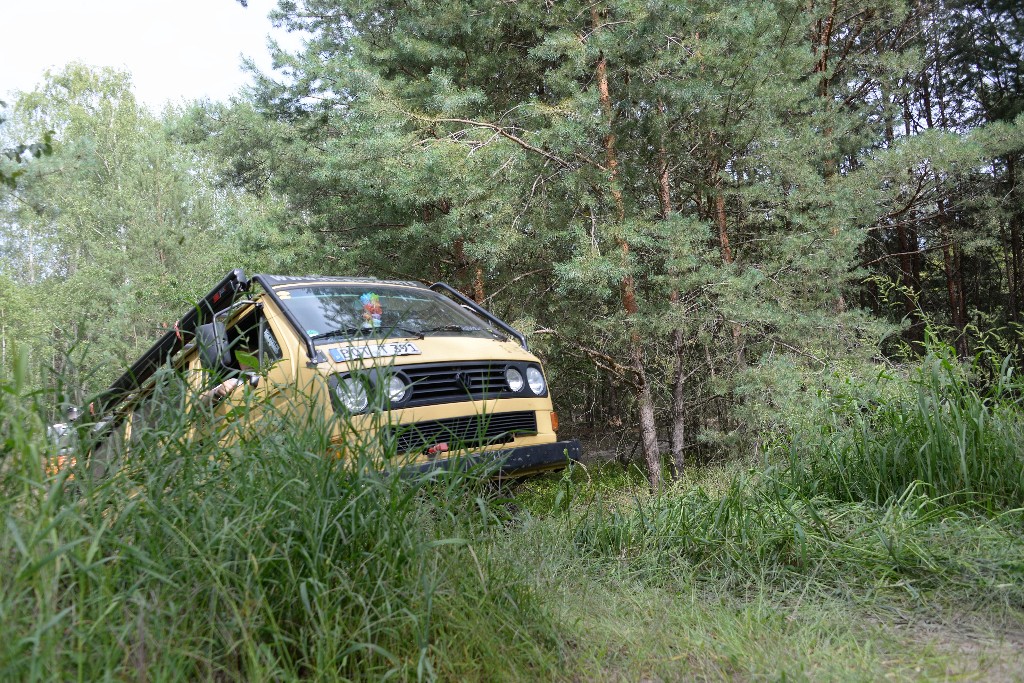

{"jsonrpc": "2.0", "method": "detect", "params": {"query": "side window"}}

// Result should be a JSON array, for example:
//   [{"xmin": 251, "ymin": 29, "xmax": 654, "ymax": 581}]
[
  {"xmin": 129, "ymin": 368, "xmax": 187, "ymax": 443},
  {"xmin": 260, "ymin": 323, "xmax": 283, "ymax": 364},
  {"xmin": 229, "ymin": 308, "xmax": 283, "ymax": 371}
]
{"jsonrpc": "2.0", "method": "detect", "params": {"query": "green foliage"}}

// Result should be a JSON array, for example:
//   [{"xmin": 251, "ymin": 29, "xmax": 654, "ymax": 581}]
[
  {"xmin": 3, "ymin": 352, "xmax": 1023, "ymax": 680},
  {"xmin": 3, "ymin": 3, "xmax": 1024, "ymax": 677},
  {"xmin": 784, "ymin": 339, "xmax": 1024, "ymax": 511},
  {"xmin": 510, "ymin": 339, "xmax": 1024, "ymax": 616},
  {"xmin": 195, "ymin": 0, "xmax": 934, "ymax": 461},
  {"xmin": 0, "ymin": 373, "xmax": 557, "ymax": 680},
  {"xmin": 0, "ymin": 132, "xmax": 53, "ymax": 189},
  {"xmin": 558, "ymin": 466, "xmax": 1024, "ymax": 605},
  {"xmin": 0, "ymin": 98, "xmax": 54, "ymax": 189},
  {"xmin": 4, "ymin": 2, "xmax": 1024, "ymax": 475},
  {"xmin": 0, "ymin": 65, "xmax": 289, "ymax": 393}
]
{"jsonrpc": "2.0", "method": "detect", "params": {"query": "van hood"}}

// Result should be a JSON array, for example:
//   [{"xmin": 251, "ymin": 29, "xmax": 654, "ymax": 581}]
[{"xmin": 317, "ymin": 336, "xmax": 538, "ymax": 371}]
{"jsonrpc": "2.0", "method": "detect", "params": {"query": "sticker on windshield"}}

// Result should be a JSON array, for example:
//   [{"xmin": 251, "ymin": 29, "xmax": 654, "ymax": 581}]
[
  {"xmin": 360, "ymin": 292, "xmax": 382, "ymax": 328},
  {"xmin": 329, "ymin": 342, "xmax": 422, "ymax": 363}
]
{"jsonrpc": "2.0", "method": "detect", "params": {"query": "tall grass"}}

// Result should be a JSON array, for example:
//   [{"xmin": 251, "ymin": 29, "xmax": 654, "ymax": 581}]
[
  {"xmin": 783, "ymin": 343, "xmax": 1024, "ymax": 511},
  {"xmin": 4, "ymin": 341, "xmax": 1023, "ymax": 681},
  {"xmin": 556, "ymin": 464, "xmax": 1023, "ymax": 605},
  {"xmin": 514, "ymin": 341, "xmax": 1024, "ymax": 615},
  {"xmin": 0, "ymin": 362, "xmax": 557, "ymax": 681}
]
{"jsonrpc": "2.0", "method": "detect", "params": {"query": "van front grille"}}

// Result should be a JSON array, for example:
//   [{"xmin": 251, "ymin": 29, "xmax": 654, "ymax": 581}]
[
  {"xmin": 385, "ymin": 411, "xmax": 538, "ymax": 454},
  {"xmin": 400, "ymin": 362, "xmax": 511, "ymax": 406}
]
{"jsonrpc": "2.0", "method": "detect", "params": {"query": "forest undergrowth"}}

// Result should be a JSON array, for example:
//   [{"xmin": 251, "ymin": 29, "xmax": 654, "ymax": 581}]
[{"xmin": 1, "ymin": 345, "xmax": 1023, "ymax": 681}]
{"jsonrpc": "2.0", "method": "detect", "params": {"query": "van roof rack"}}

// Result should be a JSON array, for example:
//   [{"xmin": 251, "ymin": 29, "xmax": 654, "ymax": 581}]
[{"xmin": 93, "ymin": 269, "xmax": 250, "ymax": 413}]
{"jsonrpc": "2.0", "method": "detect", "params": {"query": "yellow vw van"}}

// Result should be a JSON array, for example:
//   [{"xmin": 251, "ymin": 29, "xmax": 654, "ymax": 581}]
[{"xmin": 91, "ymin": 270, "xmax": 579, "ymax": 476}]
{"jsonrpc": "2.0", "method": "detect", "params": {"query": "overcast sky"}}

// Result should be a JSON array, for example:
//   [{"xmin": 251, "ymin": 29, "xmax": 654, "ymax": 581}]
[{"xmin": 2, "ymin": 0, "xmax": 304, "ymax": 110}]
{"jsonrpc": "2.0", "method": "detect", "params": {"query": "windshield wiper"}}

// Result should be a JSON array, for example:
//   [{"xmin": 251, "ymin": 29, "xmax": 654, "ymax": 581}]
[
  {"xmin": 419, "ymin": 324, "xmax": 505, "ymax": 341},
  {"xmin": 309, "ymin": 327, "xmax": 366, "ymax": 341},
  {"xmin": 384, "ymin": 325, "xmax": 425, "ymax": 340},
  {"xmin": 419, "ymin": 324, "xmax": 477, "ymax": 334},
  {"xmin": 310, "ymin": 325, "xmax": 425, "ymax": 342}
]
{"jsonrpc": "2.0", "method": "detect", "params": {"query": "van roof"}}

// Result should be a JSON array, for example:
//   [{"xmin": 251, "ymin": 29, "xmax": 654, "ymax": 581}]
[{"xmin": 256, "ymin": 274, "xmax": 428, "ymax": 289}]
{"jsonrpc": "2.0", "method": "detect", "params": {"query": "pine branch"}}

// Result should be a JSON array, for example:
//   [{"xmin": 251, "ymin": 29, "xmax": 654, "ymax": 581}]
[
  {"xmin": 399, "ymin": 110, "xmax": 574, "ymax": 170},
  {"xmin": 543, "ymin": 329, "xmax": 639, "ymax": 386},
  {"xmin": 863, "ymin": 242, "xmax": 951, "ymax": 267},
  {"xmin": 483, "ymin": 269, "xmax": 548, "ymax": 304}
]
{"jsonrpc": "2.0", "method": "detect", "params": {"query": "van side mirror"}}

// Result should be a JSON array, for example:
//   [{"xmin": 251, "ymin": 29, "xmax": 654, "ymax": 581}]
[{"xmin": 196, "ymin": 322, "xmax": 233, "ymax": 374}]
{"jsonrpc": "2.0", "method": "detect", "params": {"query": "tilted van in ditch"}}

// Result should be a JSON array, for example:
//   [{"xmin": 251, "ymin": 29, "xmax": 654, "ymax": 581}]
[{"xmin": 86, "ymin": 270, "xmax": 580, "ymax": 475}]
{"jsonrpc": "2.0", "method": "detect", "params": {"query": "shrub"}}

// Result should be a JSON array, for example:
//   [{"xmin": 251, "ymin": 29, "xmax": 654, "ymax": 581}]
[{"xmin": 783, "ymin": 341, "xmax": 1024, "ymax": 511}]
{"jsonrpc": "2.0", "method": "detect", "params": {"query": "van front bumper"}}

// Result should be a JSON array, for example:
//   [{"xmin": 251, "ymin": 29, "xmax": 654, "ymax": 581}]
[{"xmin": 407, "ymin": 439, "xmax": 581, "ymax": 477}]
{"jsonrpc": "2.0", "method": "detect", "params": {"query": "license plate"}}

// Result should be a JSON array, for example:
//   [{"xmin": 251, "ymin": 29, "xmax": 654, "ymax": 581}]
[{"xmin": 329, "ymin": 341, "xmax": 422, "ymax": 363}]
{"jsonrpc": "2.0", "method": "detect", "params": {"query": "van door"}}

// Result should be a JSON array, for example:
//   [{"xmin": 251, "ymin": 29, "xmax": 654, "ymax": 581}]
[{"xmin": 199, "ymin": 301, "xmax": 293, "ymax": 435}]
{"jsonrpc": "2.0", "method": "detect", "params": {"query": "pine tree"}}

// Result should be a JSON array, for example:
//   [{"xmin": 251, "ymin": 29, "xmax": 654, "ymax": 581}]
[{"xmin": 211, "ymin": 0, "xmax": 972, "ymax": 486}]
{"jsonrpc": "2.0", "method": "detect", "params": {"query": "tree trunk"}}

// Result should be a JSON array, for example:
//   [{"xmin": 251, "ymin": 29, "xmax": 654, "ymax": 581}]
[
  {"xmin": 884, "ymin": 88, "xmax": 923, "ymax": 349},
  {"xmin": 657, "ymin": 137, "xmax": 672, "ymax": 221},
  {"xmin": 593, "ymin": 9, "xmax": 661, "ymax": 491},
  {"xmin": 896, "ymin": 223, "xmax": 924, "ymax": 348},
  {"xmin": 670, "ymin": 323, "xmax": 687, "ymax": 478},
  {"xmin": 939, "ymin": 201, "xmax": 968, "ymax": 357},
  {"xmin": 1001, "ymin": 222, "xmax": 1017, "ymax": 324},
  {"xmin": 812, "ymin": 0, "xmax": 839, "ymax": 179},
  {"xmin": 703, "ymin": 339, "xmax": 725, "ymax": 434},
  {"xmin": 658, "ymin": 111, "xmax": 687, "ymax": 480},
  {"xmin": 1007, "ymin": 155, "xmax": 1021, "ymax": 324},
  {"xmin": 715, "ymin": 186, "xmax": 746, "ymax": 368},
  {"xmin": 632, "ymin": 343, "xmax": 661, "ymax": 491},
  {"xmin": 473, "ymin": 267, "xmax": 485, "ymax": 304},
  {"xmin": 452, "ymin": 238, "xmax": 485, "ymax": 304},
  {"xmin": 1012, "ymin": 216, "xmax": 1023, "ymax": 324}
]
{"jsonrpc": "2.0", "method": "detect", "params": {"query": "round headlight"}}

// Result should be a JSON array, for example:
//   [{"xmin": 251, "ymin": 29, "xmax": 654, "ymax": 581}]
[
  {"xmin": 505, "ymin": 367, "xmax": 525, "ymax": 392},
  {"xmin": 526, "ymin": 367, "xmax": 546, "ymax": 395},
  {"xmin": 387, "ymin": 375, "xmax": 409, "ymax": 403},
  {"xmin": 336, "ymin": 376, "xmax": 368, "ymax": 413}
]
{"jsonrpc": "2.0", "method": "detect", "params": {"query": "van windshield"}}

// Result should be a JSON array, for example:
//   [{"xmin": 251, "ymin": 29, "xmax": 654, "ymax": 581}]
[{"xmin": 275, "ymin": 285, "xmax": 505, "ymax": 344}]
